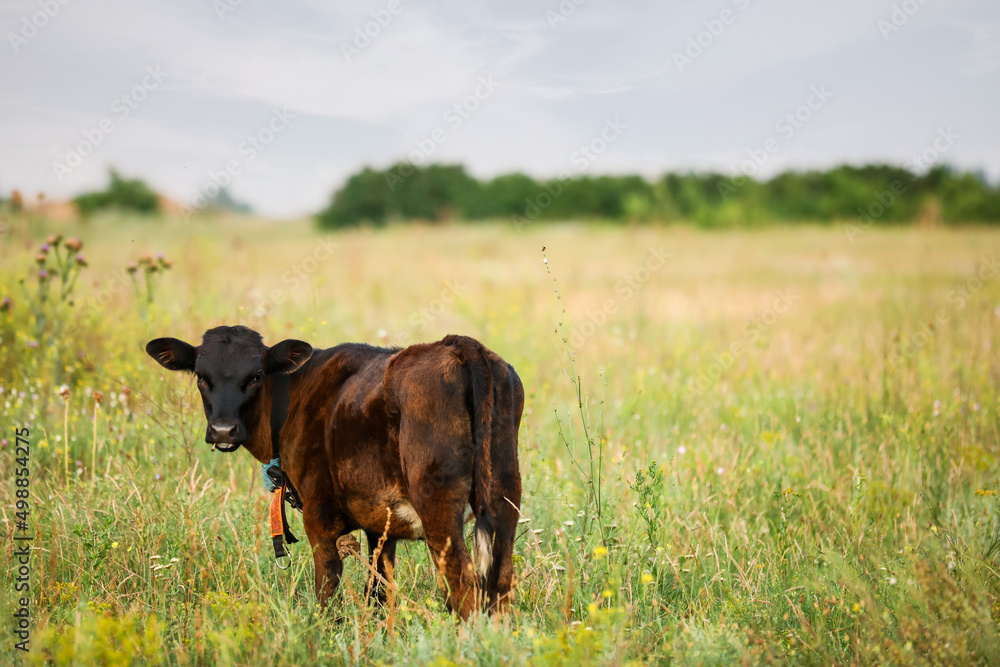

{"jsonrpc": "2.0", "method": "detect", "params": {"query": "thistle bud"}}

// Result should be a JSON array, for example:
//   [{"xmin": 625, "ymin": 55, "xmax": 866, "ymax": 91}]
[{"xmin": 64, "ymin": 237, "xmax": 83, "ymax": 252}]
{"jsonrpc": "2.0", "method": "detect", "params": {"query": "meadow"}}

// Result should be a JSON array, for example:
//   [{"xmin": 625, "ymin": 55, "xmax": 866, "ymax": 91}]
[{"xmin": 1, "ymin": 214, "xmax": 1000, "ymax": 665}]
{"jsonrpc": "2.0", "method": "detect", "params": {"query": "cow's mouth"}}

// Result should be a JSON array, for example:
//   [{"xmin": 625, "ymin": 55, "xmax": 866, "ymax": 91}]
[{"xmin": 211, "ymin": 442, "xmax": 241, "ymax": 453}]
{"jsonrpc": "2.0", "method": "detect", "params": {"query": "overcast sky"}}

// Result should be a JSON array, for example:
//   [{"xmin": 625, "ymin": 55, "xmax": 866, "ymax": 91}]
[{"xmin": 2, "ymin": 0, "xmax": 998, "ymax": 217}]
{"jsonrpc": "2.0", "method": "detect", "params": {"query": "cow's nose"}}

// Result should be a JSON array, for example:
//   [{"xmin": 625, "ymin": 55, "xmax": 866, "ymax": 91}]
[{"xmin": 208, "ymin": 421, "xmax": 239, "ymax": 442}]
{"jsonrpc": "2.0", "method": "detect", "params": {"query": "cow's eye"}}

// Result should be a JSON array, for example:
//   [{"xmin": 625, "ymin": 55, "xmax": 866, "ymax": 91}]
[
  {"xmin": 195, "ymin": 373, "xmax": 205, "ymax": 383},
  {"xmin": 254, "ymin": 371, "xmax": 264, "ymax": 383}
]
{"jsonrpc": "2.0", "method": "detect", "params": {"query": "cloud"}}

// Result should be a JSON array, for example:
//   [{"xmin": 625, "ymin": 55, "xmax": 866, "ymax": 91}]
[{"xmin": 1, "ymin": 0, "xmax": 998, "ymax": 216}]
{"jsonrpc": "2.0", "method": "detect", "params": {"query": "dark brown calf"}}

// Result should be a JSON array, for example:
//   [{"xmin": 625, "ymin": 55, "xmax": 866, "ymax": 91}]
[{"xmin": 146, "ymin": 326, "xmax": 523, "ymax": 618}]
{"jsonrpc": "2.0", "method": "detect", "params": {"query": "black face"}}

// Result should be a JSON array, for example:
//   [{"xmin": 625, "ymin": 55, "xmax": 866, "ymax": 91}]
[{"xmin": 146, "ymin": 326, "xmax": 312, "ymax": 453}]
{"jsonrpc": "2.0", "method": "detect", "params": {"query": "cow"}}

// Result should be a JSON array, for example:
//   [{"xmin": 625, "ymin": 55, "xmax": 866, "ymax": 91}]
[{"xmin": 145, "ymin": 325, "xmax": 523, "ymax": 619}]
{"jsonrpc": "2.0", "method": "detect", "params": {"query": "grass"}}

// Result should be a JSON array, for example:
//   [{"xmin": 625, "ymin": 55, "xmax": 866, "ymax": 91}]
[{"xmin": 2, "ymin": 214, "xmax": 1000, "ymax": 665}]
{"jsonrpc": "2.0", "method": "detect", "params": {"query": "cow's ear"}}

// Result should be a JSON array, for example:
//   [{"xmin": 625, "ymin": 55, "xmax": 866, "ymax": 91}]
[
  {"xmin": 265, "ymin": 339, "xmax": 313, "ymax": 374},
  {"xmin": 146, "ymin": 338, "xmax": 197, "ymax": 372}
]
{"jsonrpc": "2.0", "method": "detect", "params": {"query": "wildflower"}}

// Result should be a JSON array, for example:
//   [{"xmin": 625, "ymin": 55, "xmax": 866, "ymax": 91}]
[
  {"xmin": 46, "ymin": 233, "xmax": 62, "ymax": 246},
  {"xmin": 677, "ymin": 445, "xmax": 686, "ymax": 455},
  {"xmin": 594, "ymin": 546, "xmax": 607, "ymax": 557},
  {"xmin": 58, "ymin": 385, "xmax": 70, "ymax": 400},
  {"xmin": 126, "ymin": 262, "xmax": 138, "ymax": 274},
  {"xmin": 716, "ymin": 467, "xmax": 724, "ymax": 475},
  {"xmin": 35, "ymin": 254, "xmax": 47, "ymax": 264},
  {"xmin": 94, "ymin": 391, "xmax": 104, "ymax": 404},
  {"xmin": 75, "ymin": 254, "xmax": 87, "ymax": 267},
  {"xmin": 39, "ymin": 243, "xmax": 50, "ymax": 254},
  {"xmin": 888, "ymin": 577, "xmax": 897, "ymax": 585},
  {"xmin": 0, "ymin": 296, "xmax": 10, "ymax": 312},
  {"xmin": 641, "ymin": 572, "xmax": 655, "ymax": 584},
  {"xmin": 563, "ymin": 520, "xmax": 575, "ymax": 527},
  {"xmin": 64, "ymin": 237, "xmax": 83, "ymax": 251},
  {"xmin": 602, "ymin": 589, "xmax": 612, "ymax": 598},
  {"xmin": 112, "ymin": 542, "xmax": 119, "ymax": 549},
  {"xmin": 27, "ymin": 341, "xmax": 38, "ymax": 349},
  {"xmin": 38, "ymin": 269, "xmax": 48, "ymax": 281}
]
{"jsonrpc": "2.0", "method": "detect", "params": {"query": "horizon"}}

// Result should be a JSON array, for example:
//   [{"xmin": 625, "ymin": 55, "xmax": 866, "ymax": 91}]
[{"xmin": 3, "ymin": 0, "xmax": 999, "ymax": 217}]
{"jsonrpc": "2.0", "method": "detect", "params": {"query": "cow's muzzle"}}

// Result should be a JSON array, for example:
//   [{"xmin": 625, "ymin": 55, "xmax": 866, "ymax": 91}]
[{"xmin": 206, "ymin": 419, "xmax": 244, "ymax": 452}]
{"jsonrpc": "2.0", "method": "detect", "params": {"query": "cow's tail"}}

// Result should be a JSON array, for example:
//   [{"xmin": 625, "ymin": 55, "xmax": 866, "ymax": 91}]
[{"xmin": 449, "ymin": 335, "xmax": 495, "ymax": 579}]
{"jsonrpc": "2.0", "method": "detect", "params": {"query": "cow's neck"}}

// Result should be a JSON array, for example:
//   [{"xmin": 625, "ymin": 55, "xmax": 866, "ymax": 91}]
[{"xmin": 243, "ymin": 374, "xmax": 293, "ymax": 465}]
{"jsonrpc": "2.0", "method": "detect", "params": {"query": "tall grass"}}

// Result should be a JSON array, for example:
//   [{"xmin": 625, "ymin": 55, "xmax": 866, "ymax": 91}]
[{"xmin": 1, "ymin": 216, "xmax": 999, "ymax": 665}]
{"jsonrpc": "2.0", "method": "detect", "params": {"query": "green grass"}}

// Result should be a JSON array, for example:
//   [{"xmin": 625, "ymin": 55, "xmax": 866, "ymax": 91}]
[{"xmin": 2, "ymin": 214, "xmax": 1000, "ymax": 665}]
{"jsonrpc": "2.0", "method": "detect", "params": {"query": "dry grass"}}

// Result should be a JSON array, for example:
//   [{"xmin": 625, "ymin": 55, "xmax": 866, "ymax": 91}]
[{"xmin": 1, "ymin": 215, "xmax": 999, "ymax": 665}]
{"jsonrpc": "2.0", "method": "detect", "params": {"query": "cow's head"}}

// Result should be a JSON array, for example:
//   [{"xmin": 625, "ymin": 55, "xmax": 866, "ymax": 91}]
[{"xmin": 146, "ymin": 326, "xmax": 312, "ymax": 452}]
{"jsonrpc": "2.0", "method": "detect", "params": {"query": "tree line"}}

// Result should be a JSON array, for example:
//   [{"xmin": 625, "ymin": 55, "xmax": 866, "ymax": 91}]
[{"xmin": 316, "ymin": 163, "xmax": 1000, "ymax": 229}]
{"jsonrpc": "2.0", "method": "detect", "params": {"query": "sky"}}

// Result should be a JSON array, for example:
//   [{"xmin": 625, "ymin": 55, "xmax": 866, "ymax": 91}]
[{"xmin": 1, "ymin": 0, "xmax": 998, "ymax": 218}]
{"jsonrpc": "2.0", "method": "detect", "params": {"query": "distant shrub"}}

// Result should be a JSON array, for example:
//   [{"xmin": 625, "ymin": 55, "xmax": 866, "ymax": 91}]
[{"xmin": 74, "ymin": 170, "xmax": 159, "ymax": 217}]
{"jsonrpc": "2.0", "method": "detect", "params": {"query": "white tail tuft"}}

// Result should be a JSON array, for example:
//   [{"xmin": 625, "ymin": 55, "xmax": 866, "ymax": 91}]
[{"xmin": 474, "ymin": 525, "xmax": 493, "ymax": 578}]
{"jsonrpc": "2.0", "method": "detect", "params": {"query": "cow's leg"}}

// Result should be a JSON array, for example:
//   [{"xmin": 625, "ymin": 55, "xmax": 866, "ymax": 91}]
[
  {"xmin": 302, "ymin": 506, "xmax": 346, "ymax": 609},
  {"xmin": 414, "ymin": 495, "xmax": 478, "ymax": 620},
  {"xmin": 486, "ymin": 481, "xmax": 520, "ymax": 614},
  {"xmin": 364, "ymin": 530, "xmax": 397, "ymax": 606}
]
